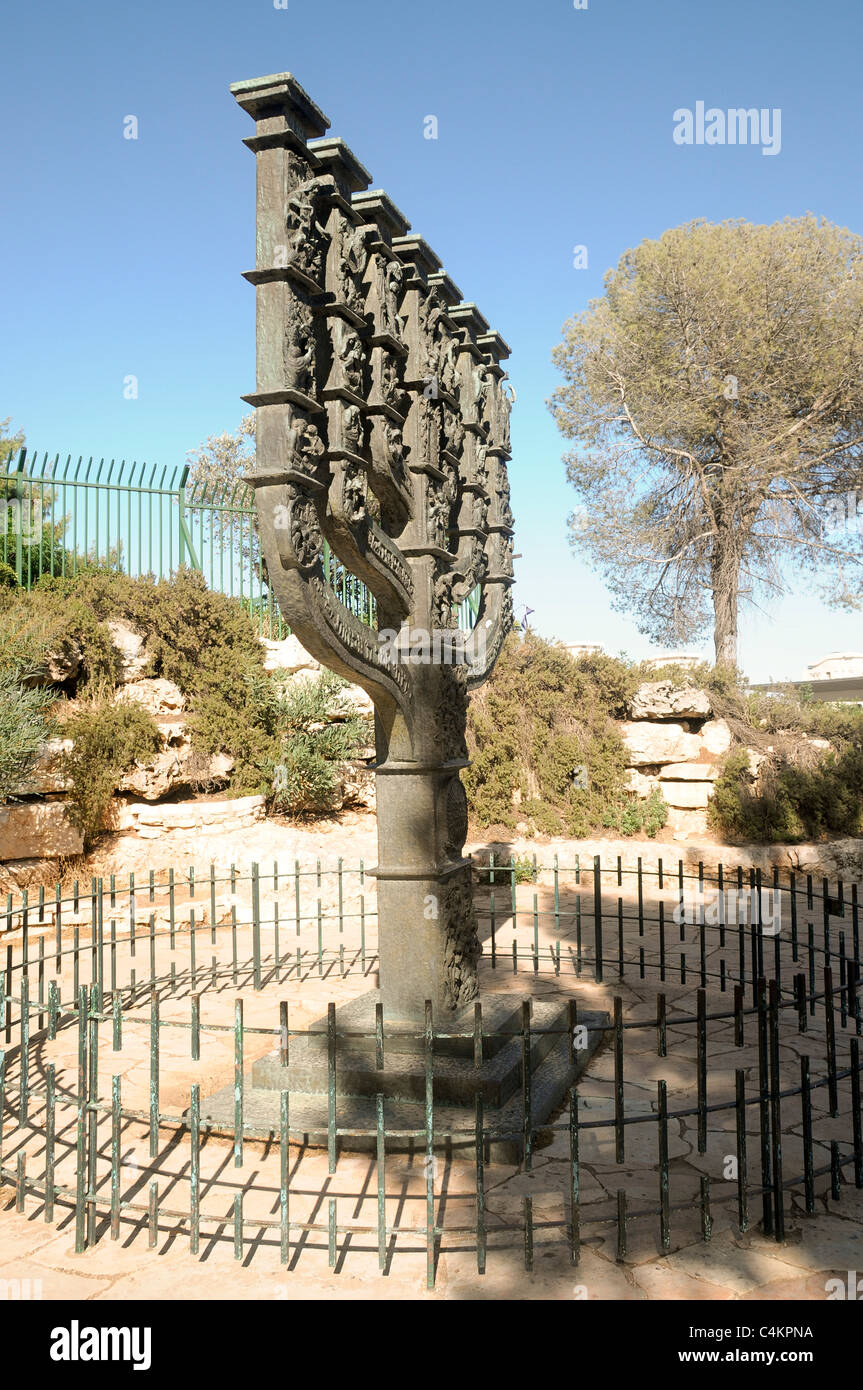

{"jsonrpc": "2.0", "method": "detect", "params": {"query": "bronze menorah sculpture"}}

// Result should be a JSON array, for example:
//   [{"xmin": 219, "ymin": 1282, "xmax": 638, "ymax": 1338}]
[{"xmin": 231, "ymin": 73, "xmax": 515, "ymax": 1026}]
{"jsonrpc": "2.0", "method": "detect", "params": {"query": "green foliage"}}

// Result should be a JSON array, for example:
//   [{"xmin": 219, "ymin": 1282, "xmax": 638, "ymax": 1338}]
[
  {"xmin": 0, "ymin": 584, "xmax": 120, "ymax": 690},
  {"xmin": 37, "ymin": 567, "xmax": 265, "ymax": 762},
  {"xmin": 0, "ymin": 561, "xmax": 17, "ymax": 588},
  {"xmin": 465, "ymin": 631, "xmax": 645, "ymax": 837},
  {"xmin": 0, "ymin": 418, "xmax": 25, "ymax": 463},
  {"xmin": 0, "ymin": 671, "xmax": 55, "ymax": 804},
  {"xmin": 0, "ymin": 519, "xmax": 72, "ymax": 588},
  {"xmin": 709, "ymin": 744, "xmax": 863, "ymax": 843},
  {"xmin": 475, "ymin": 855, "xmax": 537, "ymax": 886},
  {"xmin": 59, "ymin": 698, "xmax": 162, "ymax": 846},
  {"xmin": 231, "ymin": 669, "xmax": 367, "ymax": 814},
  {"xmin": 0, "ymin": 432, "xmax": 73, "ymax": 583},
  {"xmin": 601, "ymin": 787, "xmax": 669, "ymax": 839},
  {"xmin": 549, "ymin": 215, "xmax": 863, "ymax": 659}
]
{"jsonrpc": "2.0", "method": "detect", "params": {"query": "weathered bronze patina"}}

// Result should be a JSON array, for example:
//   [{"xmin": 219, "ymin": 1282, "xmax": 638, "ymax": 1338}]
[{"xmin": 232, "ymin": 73, "xmax": 514, "ymax": 1024}]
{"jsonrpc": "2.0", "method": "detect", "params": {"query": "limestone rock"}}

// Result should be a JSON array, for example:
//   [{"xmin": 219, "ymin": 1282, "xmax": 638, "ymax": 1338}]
[
  {"xmin": 339, "ymin": 683, "xmax": 374, "ymax": 718},
  {"xmin": 106, "ymin": 620, "xmax": 150, "ymax": 682},
  {"xmin": 661, "ymin": 781, "xmax": 713, "ymax": 809},
  {"xmin": 115, "ymin": 678, "xmax": 185, "ymax": 715},
  {"xmin": 625, "ymin": 769, "xmax": 660, "ymax": 798},
  {"xmin": 620, "ymin": 722, "xmax": 701, "ymax": 766},
  {"xmin": 157, "ymin": 718, "xmax": 187, "ymax": 746},
  {"xmin": 0, "ymin": 802, "xmax": 83, "ymax": 861},
  {"xmin": 26, "ymin": 637, "xmax": 83, "ymax": 686},
  {"xmin": 262, "ymin": 635, "xmax": 321, "ymax": 675},
  {"xmin": 118, "ymin": 747, "xmax": 234, "ymax": 800},
  {"xmin": 23, "ymin": 739, "xmax": 74, "ymax": 794},
  {"xmin": 116, "ymin": 794, "xmax": 265, "ymax": 837},
  {"xmin": 336, "ymin": 761, "xmax": 376, "ymax": 810},
  {"xmin": 659, "ymin": 762, "xmax": 717, "ymax": 782},
  {"xmin": 665, "ymin": 807, "xmax": 711, "ymax": 838},
  {"xmin": 746, "ymin": 748, "xmax": 765, "ymax": 778},
  {"xmin": 627, "ymin": 681, "xmax": 711, "ymax": 721},
  {"xmin": 699, "ymin": 718, "xmax": 731, "ymax": 757}
]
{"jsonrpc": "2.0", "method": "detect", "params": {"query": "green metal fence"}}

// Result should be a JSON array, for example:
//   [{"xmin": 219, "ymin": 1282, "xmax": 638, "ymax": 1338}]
[
  {"xmin": 1, "ymin": 447, "xmax": 479, "ymax": 636},
  {"xmin": 0, "ymin": 855, "xmax": 861, "ymax": 1285}
]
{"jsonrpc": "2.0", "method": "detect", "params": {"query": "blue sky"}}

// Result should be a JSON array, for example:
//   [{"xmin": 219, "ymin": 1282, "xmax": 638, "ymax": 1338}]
[{"xmin": 2, "ymin": 0, "xmax": 862, "ymax": 680}]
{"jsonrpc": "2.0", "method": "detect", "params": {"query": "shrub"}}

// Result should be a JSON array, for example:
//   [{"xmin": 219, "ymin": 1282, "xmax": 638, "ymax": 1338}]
[
  {"xmin": 465, "ymin": 630, "xmax": 639, "ymax": 835},
  {"xmin": 6, "ymin": 567, "xmax": 369, "ymax": 822},
  {"xmin": 59, "ymin": 698, "xmax": 162, "ymax": 846},
  {"xmin": 0, "ymin": 670, "xmax": 55, "ymax": 803},
  {"xmin": 475, "ymin": 855, "xmax": 536, "ymax": 886},
  {"xmin": 241, "ymin": 670, "xmax": 368, "ymax": 814},
  {"xmin": 709, "ymin": 745, "xmax": 863, "ymax": 843},
  {"xmin": 63, "ymin": 568, "xmax": 267, "ymax": 761},
  {"xmin": 0, "ymin": 585, "xmax": 120, "ymax": 691},
  {"xmin": 601, "ymin": 787, "xmax": 669, "ymax": 839}
]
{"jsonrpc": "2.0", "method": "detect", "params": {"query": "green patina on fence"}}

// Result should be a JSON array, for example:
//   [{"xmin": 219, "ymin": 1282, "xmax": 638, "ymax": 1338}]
[{"xmin": 1, "ymin": 447, "xmax": 480, "ymax": 635}]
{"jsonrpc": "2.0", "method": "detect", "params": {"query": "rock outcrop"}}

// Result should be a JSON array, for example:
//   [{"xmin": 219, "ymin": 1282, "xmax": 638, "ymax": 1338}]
[
  {"xmin": 620, "ymin": 686, "xmax": 734, "ymax": 837},
  {"xmin": 627, "ymin": 681, "xmax": 712, "ymax": 721},
  {"xmin": 0, "ymin": 802, "xmax": 83, "ymax": 861}
]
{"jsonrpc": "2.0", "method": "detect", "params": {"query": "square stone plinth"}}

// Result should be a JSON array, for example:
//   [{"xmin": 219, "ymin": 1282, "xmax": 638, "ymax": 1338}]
[{"xmin": 200, "ymin": 991, "xmax": 609, "ymax": 1163}]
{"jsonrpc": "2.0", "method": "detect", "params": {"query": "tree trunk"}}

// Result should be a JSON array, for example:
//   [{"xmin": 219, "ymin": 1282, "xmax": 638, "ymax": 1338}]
[{"xmin": 711, "ymin": 541, "xmax": 740, "ymax": 667}]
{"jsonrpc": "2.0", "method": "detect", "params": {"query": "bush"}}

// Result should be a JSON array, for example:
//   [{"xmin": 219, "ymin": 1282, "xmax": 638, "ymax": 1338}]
[
  {"xmin": 0, "ymin": 584, "xmax": 120, "ymax": 691},
  {"xmin": 465, "ymin": 630, "xmax": 640, "ymax": 836},
  {"xmin": 5, "ymin": 566, "xmax": 370, "ymax": 824},
  {"xmin": 0, "ymin": 670, "xmax": 55, "ymax": 803},
  {"xmin": 709, "ymin": 745, "xmax": 863, "ymax": 843},
  {"xmin": 59, "ymin": 698, "xmax": 162, "ymax": 846},
  {"xmin": 234, "ymin": 669, "xmax": 367, "ymax": 814},
  {"xmin": 601, "ymin": 787, "xmax": 668, "ymax": 838},
  {"xmin": 61, "ymin": 568, "xmax": 267, "ymax": 761},
  {"xmin": 475, "ymin": 855, "xmax": 536, "ymax": 886}
]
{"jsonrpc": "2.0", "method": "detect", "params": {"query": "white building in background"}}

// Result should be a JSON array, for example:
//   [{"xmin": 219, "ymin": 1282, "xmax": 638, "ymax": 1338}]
[
  {"xmin": 642, "ymin": 652, "xmax": 702, "ymax": 673},
  {"xmin": 559, "ymin": 642, "xmax": 604, "ymax": 660},
  {"xmin": 807, "ymin": 652, "xmax": 863, "ymax": 680}
]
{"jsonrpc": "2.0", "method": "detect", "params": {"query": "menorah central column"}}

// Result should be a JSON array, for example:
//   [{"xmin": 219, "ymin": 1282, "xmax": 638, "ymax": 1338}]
[{"xmin": 373, "ymin": 669, "xmax": 477, "ymax": 1024}]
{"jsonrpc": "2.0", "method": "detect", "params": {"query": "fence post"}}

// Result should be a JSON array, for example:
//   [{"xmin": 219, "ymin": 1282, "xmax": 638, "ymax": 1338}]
[
  {"xmin": 12, "ymin": 447, "xmax": 27, "ymax": 585},
  {"xmin": 175, "ymin": 464, "xmax": 201, "ymax": 573}
]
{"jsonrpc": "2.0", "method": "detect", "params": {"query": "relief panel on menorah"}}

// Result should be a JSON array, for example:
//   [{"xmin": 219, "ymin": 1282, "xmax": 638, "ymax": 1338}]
[
  {"xmin": 365, "ymin": 249, "xmax": 406, "ymax": 347},
  {"xmin": 425, "ymin": 462, "xmax": 459, "ymax": 555},
  {"xmin": 282, "ymin": 165, "xmax": 334, "ymax": 292},
  {"xmin": 324, "ymin": 210, "xmax": 369, "ymax": 320},
  {"xmin": 367, "ymin": 346, "xmax": 408, "ymax": 418},
  {"xmin": 256, "ymin": 403, "xmax": 327, "ymax": 490},
  {"xmin": 366, "ymin": 416, "xmax": 412, "ymax": 521},
  {"xmin": 273, "ymin": 490, "xmax": 324, "ymax": 576},
  {"xmin": 485, "ymin": 375, "xmax": 514, "ymax": 457},
  {"xmin": 277, "ymin": 293, "xmax": 320, "ymax": 406},
  {"xmin": 455, "ymin": 354, "xmax": 493, "ymax": 431},
  {"xmin": 323, "ymin": 317, "xmax": 368, "ymax": 403},
  {"xmin": 325, "ymin": 397, "xmax": 366, "ymax": 462}
]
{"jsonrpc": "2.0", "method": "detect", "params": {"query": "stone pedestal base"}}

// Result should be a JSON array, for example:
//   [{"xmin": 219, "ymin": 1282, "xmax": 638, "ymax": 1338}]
[{"xmin": 200, "ymin": 992, "xmax": 608, "ymax": 1164}]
